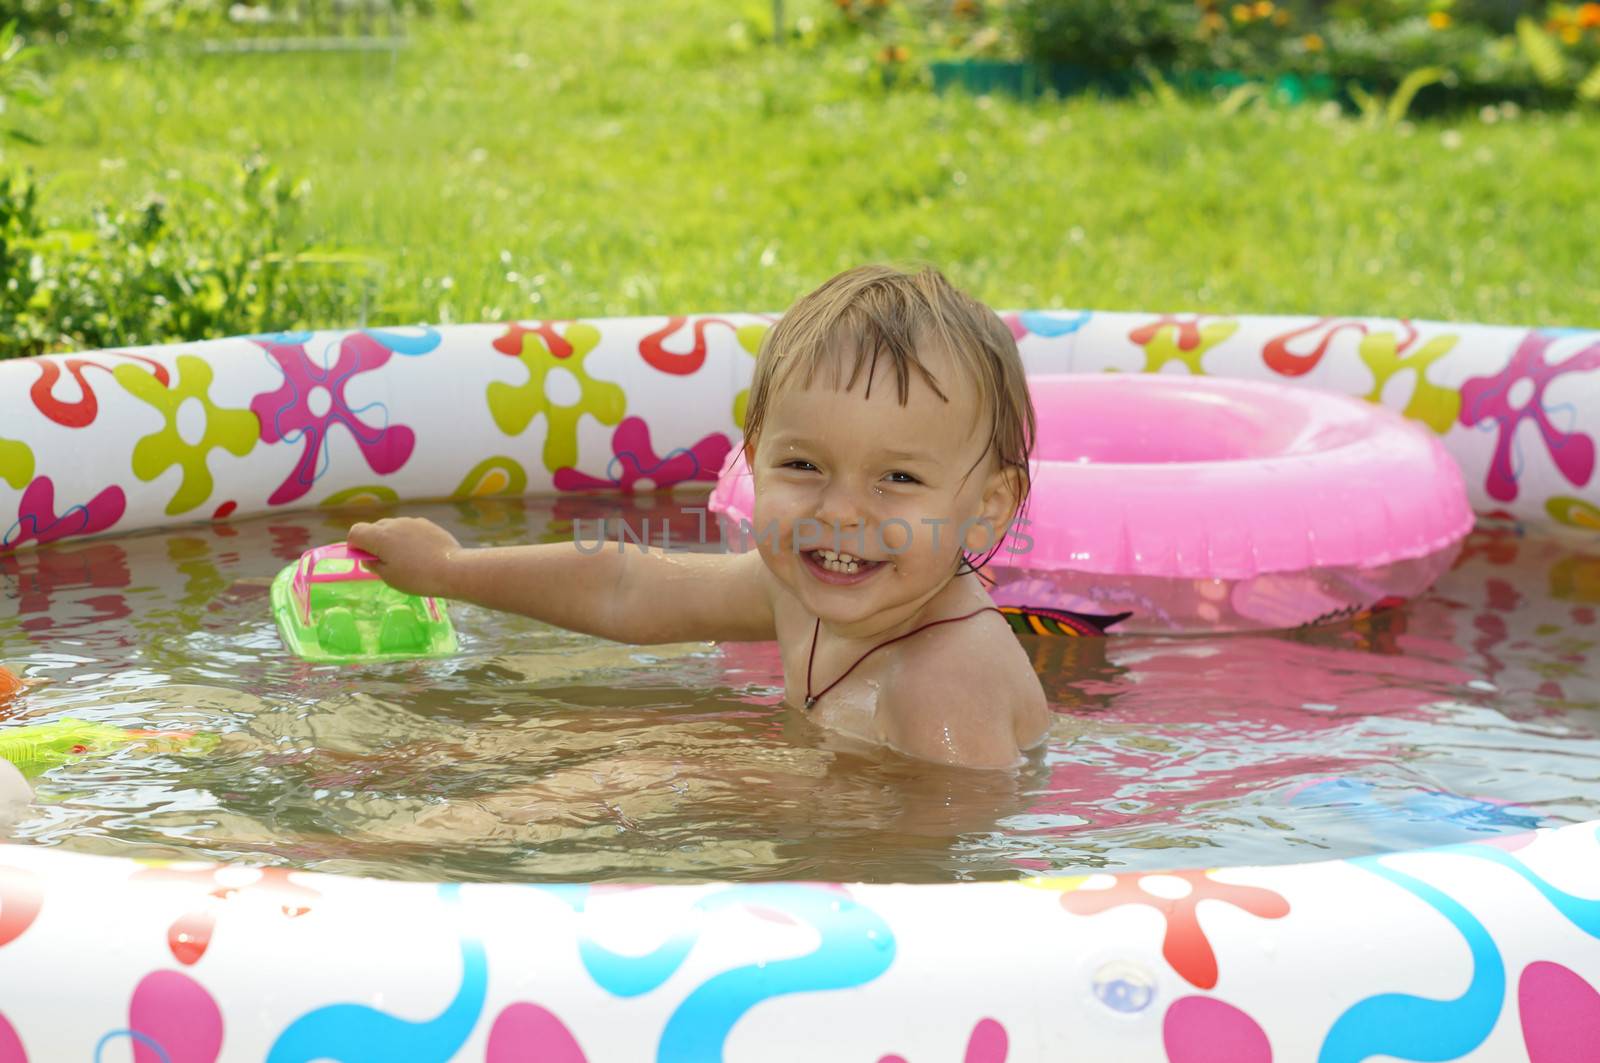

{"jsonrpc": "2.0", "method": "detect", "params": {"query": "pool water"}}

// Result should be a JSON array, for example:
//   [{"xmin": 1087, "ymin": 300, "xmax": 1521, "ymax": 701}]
[{"xmin": 1, "ymin": 494, "xmax": 1596, "ymax": 884}]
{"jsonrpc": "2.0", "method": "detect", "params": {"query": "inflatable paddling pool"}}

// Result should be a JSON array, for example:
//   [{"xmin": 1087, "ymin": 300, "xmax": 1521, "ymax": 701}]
[
  {"xmin": 1, "ymin": 311, "xmax": 1598, "ymax": 1060},
  {"xmin": 710, "ymin": 373, "xmax": 1475, "ymax": 633}
]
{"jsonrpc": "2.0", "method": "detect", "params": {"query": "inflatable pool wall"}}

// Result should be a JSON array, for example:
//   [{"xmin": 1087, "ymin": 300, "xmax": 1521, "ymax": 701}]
[
  {"xmin": 0, "ymin": 310, "xmax": 1598, "ymax": 1062},
  {"xmin": 3, "ymin": 312, "xmax": 1598, "ymax": 553}
]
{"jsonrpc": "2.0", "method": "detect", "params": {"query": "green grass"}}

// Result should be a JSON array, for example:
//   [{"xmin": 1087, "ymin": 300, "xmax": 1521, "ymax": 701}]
[{"xmin": 20, "ymin": 0, "xmax": 1600, "ymax": 330}]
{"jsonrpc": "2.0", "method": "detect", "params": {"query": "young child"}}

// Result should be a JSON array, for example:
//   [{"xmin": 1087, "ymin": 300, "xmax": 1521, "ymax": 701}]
[{"xmin": 348, "ymin": 265, "xmax": 1049, "ymax": 770}]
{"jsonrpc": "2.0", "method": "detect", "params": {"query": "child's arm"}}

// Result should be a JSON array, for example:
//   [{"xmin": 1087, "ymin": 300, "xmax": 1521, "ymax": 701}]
[{"xmin": 347, "ymin": 517, "xmax": 776, "ymax": 644}]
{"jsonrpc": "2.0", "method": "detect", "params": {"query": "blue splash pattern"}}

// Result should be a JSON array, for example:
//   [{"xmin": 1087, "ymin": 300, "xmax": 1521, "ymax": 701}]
[
  {"xmin": 536, "ymin": 883, "xmax": 895, "ymax": 1061},
  {"xmin": 1018, "ymin": 310, "xmax": 1092, "ymax": 338},
  {"xmin": 1453, "ymin": 837, "xmax": 1600, "ymax": 939},
  {"xmin": 366, "ymin": 327, "xmax": 444, "ymax": 357},
  {"xmin": 266, "ymin": 884, "xmax": 487, "ymax": 1063},
  {"xmin": 1318, "ymin": 858, "xmax": 1505, "ymax": 1063}
]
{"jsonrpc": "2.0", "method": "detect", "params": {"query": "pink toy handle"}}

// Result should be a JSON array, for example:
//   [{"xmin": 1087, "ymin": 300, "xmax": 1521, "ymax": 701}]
[{"xmin": 291, "ymin": 542, "xmax": 381, "ymax": 623}]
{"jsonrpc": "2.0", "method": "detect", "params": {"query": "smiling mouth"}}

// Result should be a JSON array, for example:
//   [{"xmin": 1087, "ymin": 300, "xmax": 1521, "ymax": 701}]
[{"xmin": 803, "ymin": 549, "xmax": 887, "ymax": 583}]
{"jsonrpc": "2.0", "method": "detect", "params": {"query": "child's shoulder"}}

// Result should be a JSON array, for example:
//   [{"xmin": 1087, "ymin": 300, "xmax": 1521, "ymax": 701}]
[{"xmin": 880, "ymin": 607, "xmax": 1048, "ymax": 770}]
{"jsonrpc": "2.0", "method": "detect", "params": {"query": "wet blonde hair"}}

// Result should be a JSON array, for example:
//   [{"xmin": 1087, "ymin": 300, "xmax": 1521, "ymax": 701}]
[{"xmin": 742, "ymin": 264, "xmax": 1036, "ymax": 512}]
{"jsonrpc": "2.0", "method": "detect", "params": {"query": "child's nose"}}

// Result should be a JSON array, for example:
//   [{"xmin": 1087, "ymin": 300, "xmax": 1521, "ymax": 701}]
[{"xmin": 814, "ymin": 477, "xmax": 869, "ymax": 529}]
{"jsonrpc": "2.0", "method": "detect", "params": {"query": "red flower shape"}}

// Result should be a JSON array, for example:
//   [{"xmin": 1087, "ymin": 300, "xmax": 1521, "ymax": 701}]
[
  {"xmin": 30, "ymin": 352, "xmax": 168, "ymax": 428},
  {"xmin": 0, "ymin": 866, "xmax": 42, "ymax": 949},
  {"xmin": 640, "ymin": 316, "xmax": 764, "ymax": 376},
  {"xmin": 132, "ymin": 865, "xmax": 319, "ymax": 966},
  {"xmin": 1060, "ymin": 869, "xmax": 1289, "ymax": 989},
  {"xmin": 1262, "ymin": 317, "xmax": 1411, "ymax": 377},
  {"xmin": 492, "ymin": 320, "xmax": 576, "ymax": 359}
]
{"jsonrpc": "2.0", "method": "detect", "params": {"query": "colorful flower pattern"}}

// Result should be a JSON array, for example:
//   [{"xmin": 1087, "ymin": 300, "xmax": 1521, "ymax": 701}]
[
  {"xmin": 1357, "ymin": 328, "xmax": 1461, "ymax": 434},
  {"xmin": 30, "ymin": 351, "xmax": 169, "ymax": 428},
  {"xmin": 118, "ymin": 970, "xmax": 224, "ymax": 1063},
  {"xmin": 1459, "ymin": 330, "xmax": 1600, "ymax": 502},
  {"xmin": 0, "ymin": 824, "xmax": 1590, "ymax": 1058},
  {"xmin": 640, "ymin": 316, "xmax": 768, "ymax": 377},
  {"xmin": 878, "ymin": 1018, "xmax": 1009, "ymax": 1062},
  {"xmin": 1, "ymin": 312, "xmax": 1596, "ymax": 556},
  {"xmin": 552, "ymin": 417, "xmax": 732, "ymax": 493},
  {"xmin": 1008, "ymin": 309, "xmax": 1092, "ymax": 340},
  {"xmin": 453, "ymin": 456, "xmax": 529, "ymax": 499},
  {"xmin": 3, "ymin": 476, "xmax": 126, "ymax": 551},
  {"xmin": 251, "ymin": 330, "xmax": 438, "ymax": 506},
  {"xmin": 116, "ymin": 355, "xmax": 259, "ymax": 516},
  {"xmin": 131, "ymin": 863, "xmax": 320, "ymax": 966},
  {"xmin": 0, "ymin": 294, "xmax": 1591, "ymax": 1055},
  {"xmin": 485, "ymin": 1003, "xmax": 588, "ymax": 1062},
  {"xmin": 728, "ymin": 322, "xmax": 768, "ymax": 430},
  {"xmin": 1060, "ymin": 869, "xmax": 1290, "ymax": 989},
  {"xmin": 487, "ymin": 321, "xmax": 626, "ymax": 472},
  {"xmin": 1546, "ymin": 495, "xmax": 1600, "ymax": 532},
  {"xmin": 0, "ymin": 438, "xmax": 32, "ymax": 491},
  {"xmin": 1130, "ymin": 314, "xmax": 1240, "ymax": 374}
]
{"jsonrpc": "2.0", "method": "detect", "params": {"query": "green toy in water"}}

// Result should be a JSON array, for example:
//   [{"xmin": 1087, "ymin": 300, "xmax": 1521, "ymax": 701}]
[
  {"xmin": 271, "ymin": 542, "xmax": 457, "ymax": 663},
  {"xmin": 0, "ymin": 719, "xmax": 214, "ymax": 778}
]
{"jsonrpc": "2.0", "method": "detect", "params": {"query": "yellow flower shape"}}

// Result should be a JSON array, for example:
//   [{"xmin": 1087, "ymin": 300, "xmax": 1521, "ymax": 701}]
[
  {"xmin": 453, "ymin": 456, "xmax": 529, "ymax": 499},
  {"xmin": 1022, "ymin": 874, "xmax": 1089, "ymax": 893},
  {"xmin": 1133, "ymin": 315, "xmax": 1239, "ymax": 374},
  {"xmin": 731, "ymin": 323, "xmax": 770, "ymax": 430},
  {"xmin": 1547, "ymin": 496, "xmax": 1600, "ymax": 532},
  {"xmin": 114, "ymin": 356, "xmax": 259, "ymax": 516},
  {"xmin": 321, "ymin": 484, "xmax": 401, "ymax": 508},
  {"xmin": 487, "ymin": 323, "xmax": 626, "ymax": 473},
  {"xmin": 1358, "ymin": 330, "xmax": 1461, "ymax": 434},
  {"xmin": 0, "ymin": 437, "xmax": 33, "ymax": 490}
]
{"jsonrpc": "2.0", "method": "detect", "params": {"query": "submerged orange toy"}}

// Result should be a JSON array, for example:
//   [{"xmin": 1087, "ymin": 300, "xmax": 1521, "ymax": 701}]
[{"xmin": 0, "ymin": 666, "xmax": 24, "ymax": 702}]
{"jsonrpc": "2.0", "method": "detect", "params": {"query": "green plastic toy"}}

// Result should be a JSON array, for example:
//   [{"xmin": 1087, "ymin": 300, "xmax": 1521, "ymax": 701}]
[
  {"xmin": 271, "ymin": 543, "xmax": 458, "ymax": 663},
  {"xmin": 0, "ymin": 719, "xmax": 215, "ymax": 778}
]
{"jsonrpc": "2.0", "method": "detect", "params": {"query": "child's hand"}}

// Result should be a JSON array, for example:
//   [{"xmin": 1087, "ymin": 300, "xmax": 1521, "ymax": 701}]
[{"xmin": 346, "ymin": 517, "xmax": 462, "ymax": 599}]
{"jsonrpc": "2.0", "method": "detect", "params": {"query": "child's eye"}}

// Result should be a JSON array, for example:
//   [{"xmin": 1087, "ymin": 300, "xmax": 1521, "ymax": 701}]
[
  {"xmin": 781, "ymin": 460, "xmax": 818, "ymax": 472},
  {"xmin": 885, "ymin": 471, "xmax": 921, "ymax": 485}
]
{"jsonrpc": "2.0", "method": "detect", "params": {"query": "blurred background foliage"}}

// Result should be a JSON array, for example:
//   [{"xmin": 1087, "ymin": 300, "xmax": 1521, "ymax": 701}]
[{"xmin": 0, "ymin": 0, "xmax": 1593, "ymax": 359}]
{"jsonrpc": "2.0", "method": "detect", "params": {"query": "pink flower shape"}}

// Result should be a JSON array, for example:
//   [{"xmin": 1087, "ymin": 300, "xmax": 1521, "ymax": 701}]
[
  {"xmin": 1163, "ymin": 997, "xmax": 1272, "ymax": 1063},
  {"xmin": 486, "ymin": 1003, "xmax": 588, "ymax": 1062},
  {"xmin": 552, "ymin": 417, "xmax": 732, "ymax": 493},
  {"xmin": 1459, "ymin": 330, "xmax": 1600, "ymax": 502},
  {"xmin": 2, "ymin": 475, "xmax": 126, "ymax": 551},
  {"xmin": 95, "ymin": 970, "xmax": 224, "ymax": 1063},
  {"xmin": 879, "ymin": 1018, "xmax": 1009, "ymax": 1062},
  {"xmin": 250, "ymin": 333, "xmax": 424, "ymax": 506}
]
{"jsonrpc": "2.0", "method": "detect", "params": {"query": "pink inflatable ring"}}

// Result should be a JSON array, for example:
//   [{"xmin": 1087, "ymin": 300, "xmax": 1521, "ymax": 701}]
[{"xmin": 709, "ymin": 373, "xmax": 1474, "ymax": 634}]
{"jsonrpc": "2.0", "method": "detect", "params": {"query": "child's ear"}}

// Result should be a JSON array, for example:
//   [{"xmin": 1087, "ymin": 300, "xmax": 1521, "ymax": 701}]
[{"xmin": 964, "ymin": 462, "xmax": 1026, "ymax": 554}]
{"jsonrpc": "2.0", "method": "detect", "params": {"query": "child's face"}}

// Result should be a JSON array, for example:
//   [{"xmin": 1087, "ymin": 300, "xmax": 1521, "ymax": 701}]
[{"xmin": 748, "ymin": 342, "xmax": 1016, "ymax": 634}]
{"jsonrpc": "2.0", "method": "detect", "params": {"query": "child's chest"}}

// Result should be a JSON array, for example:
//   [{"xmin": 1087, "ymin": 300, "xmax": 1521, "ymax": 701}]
[{"xmin": 773, "ymin": 616, "xmax": 897, "ymax": 746}]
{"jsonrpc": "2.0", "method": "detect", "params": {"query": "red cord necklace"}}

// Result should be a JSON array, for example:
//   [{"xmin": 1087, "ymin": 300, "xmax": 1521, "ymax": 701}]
[{"xmin": 802, "ymin": 606, "xmax": 1001, "ymax": 711}]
